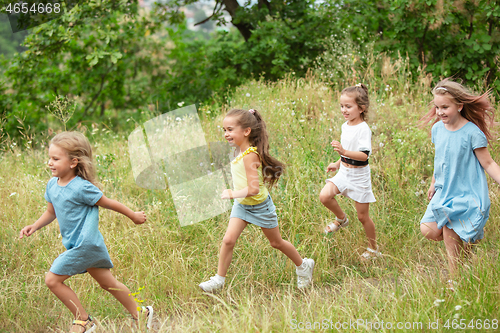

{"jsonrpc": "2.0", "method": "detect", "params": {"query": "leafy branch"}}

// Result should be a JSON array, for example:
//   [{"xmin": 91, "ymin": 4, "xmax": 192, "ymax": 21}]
[{"xmin": 45, "ymin": 95, "xmax": 77, "ymax": 130}]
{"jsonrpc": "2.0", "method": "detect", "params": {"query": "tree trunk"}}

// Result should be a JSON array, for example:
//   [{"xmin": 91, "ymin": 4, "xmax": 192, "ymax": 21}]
[
  {"xmin": 221, "ymin": 0, "xmax": 253, "ymax": 41},
  {"xmin": 258, "ymin": 0, "xmax": 271, "ymax": 13}
]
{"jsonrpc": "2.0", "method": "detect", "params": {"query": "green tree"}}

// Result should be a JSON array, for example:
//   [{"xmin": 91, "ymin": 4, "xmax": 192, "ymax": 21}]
[
  {"xmin": 157, "ymin": 0, "xmax": 336, "ymax": 80},
  {"xmin": 1, "ymin": 0, "xmax": 164, "ymax": 137},
  {"xmin": 327, "ymin": 0, "xmax": 500, "ymax": 88},
  {"xmin": 0, "ymin": 16, "xmax": 28, "ymax": 58}
]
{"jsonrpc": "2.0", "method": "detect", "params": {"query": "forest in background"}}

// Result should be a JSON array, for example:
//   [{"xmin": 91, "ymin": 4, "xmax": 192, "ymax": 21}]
[{"xmin": 1, "ymin": 0, "xmax": 500, "ymax": 144}]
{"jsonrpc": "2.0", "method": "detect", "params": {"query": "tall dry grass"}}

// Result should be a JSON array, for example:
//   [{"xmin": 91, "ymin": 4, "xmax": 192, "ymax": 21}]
[{"xmin": 1, "ymin": 57, "xmax": 500, "ymax": 332}]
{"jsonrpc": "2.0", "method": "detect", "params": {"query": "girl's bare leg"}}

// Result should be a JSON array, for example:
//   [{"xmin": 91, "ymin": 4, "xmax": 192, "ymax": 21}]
[
  {"xmin": 319, "ymin": 182, "xmax": 346, "ymax": 232},
  {"xmin": 355, "ymin": 201, "xmax": 377, "ymax": 250},
  {"xmin": 86, "ymin": 268, "xmax": 138, "ymax": 319},
  {"xmin": 420, "ymin": 222, "xmax": 444, "ymax": 241},
  {"xmin": 217, "ymin": 217, "xmax": 249, "ymax": 277},
  {"xmin": 261, "ymin": 226, "xmax": 303, "ymax": 266},
  {"xmin": 45, "ymin": 272, "xmax": 88, "ymax": 332},
  {"xmin": 442, "ymin": 226, "xmax": 464, "ymax": 278}
]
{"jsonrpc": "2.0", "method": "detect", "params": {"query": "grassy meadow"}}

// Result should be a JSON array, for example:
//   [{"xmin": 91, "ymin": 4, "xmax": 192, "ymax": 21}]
[{"xmin": 1, "ymin": 68, "xmax": 500, "ymax": 332}]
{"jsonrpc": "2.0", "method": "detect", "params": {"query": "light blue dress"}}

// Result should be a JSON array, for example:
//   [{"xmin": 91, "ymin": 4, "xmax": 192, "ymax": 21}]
[
  {"xmin": 421, "ymin": 121, "xmax": 490, "ymax": 243},
  {"xmin": 45, "ymin": 176, "xmax": 113, "ymax": 275}
]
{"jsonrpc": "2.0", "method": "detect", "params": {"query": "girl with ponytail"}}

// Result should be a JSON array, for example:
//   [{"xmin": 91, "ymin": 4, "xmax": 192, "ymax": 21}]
[{"xmin": 199, "ymin": 109, "xmax": 315, "ymax": 292}]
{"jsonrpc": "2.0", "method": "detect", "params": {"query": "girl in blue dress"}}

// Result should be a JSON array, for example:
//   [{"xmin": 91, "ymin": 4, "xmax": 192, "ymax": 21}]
[
  {"xmin": 19, "ymin": 132, "xmax": 152, "ymax": 333},
  {"xmin": 420, "ymin": 79, "xmax": 500, "ymax": 282}
]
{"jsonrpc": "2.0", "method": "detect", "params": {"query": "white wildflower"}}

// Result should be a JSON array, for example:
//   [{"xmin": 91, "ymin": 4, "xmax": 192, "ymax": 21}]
[{"xmin": 434, "ymin": 299, "xmax": 445, "ymax": 306}]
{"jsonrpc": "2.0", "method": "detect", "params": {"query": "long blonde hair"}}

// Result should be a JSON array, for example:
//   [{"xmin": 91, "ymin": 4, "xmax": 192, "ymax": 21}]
[
  {"xmin": 50, "ymin": 131, "xmax": 101, "ymax": 189},
  {"xmin": 421, "ymin": 79, "xmax": 495, "ymax": 140}
]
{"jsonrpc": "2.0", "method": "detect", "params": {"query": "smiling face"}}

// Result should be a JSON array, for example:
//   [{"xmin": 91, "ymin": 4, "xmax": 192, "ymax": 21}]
[
  {"xmin": 48, "ymin": 144, "xmax": 77, "ymax": 180},
  {"xmin": 433, "ymin": 94, "xmax": 463, "ymax": 125},
  {"xmin": 222, "ymin": 116, "xmax": 250, "ymax": 148},
  {"xmin": 340, "ymin": 93, "xmax": 364, "ymax": 125}
]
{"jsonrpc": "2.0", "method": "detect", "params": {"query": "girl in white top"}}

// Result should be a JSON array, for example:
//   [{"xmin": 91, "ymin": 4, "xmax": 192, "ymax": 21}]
[{"xmin": 319, "ymin": 84, "xmax": 380, "ymax": 259}]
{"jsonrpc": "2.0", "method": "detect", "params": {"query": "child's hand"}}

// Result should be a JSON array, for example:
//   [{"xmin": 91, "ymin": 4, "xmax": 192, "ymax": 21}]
[
  {"xmin": 221, "ymin": 189, "xmax": 233, "ymax": 200},
  {"xmin": 326, "ymin": 163, "xmax": 339, "ymax": 173},
  {"xmin": 132, "ymin": 211, "xmax": 147, "ymax": 225},
  {"xmin": 331, "ymin": 140, "xmax": 345, "ymax": 155},
  {"xmin": 19, "ymin": 224, "xmax": 37, "ymax": 239},
  {"xmin": 427, "ymin": 184, "xmax": 436, "ymax": 201}
]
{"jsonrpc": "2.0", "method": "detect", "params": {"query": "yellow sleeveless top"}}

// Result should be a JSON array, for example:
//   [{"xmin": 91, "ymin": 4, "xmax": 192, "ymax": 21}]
[{"xmin": 231, "ymin": 147, "xmax": 269, "ymax": 205}]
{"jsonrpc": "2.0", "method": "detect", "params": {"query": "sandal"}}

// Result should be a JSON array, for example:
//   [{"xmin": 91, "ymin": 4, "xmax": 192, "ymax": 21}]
[
  {"xmin": 324, "ymin": 216, "xmax": 349, "ymax": 234},
  {"xmin": 71, "ymin": 315, "xmax": 96, "ymax": 333},
  {"xmin": 361, "ymin": 246, "xmax": 382, "ymax": 260}
]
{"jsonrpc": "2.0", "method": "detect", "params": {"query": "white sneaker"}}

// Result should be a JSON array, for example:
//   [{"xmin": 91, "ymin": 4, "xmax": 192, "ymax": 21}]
[
  {"xmin": 140, "ymin": 305, "xmax": 154, "ymax": 329},
  {"xmin": 199, "ymin": 275, "xmax": 225, "ymax": 293},
  {"xmin": 296, "ymin": 258, "xmax": 315, "ymax": 289}
]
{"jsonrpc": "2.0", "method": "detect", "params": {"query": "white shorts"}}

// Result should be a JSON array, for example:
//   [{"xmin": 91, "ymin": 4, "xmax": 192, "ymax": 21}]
[{"xmin": 326, "ymin": 164, "xmax": 376, "ymax": 203}]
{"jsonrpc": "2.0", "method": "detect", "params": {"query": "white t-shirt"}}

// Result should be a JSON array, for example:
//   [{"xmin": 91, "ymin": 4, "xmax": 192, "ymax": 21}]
[{"xmin": 340, "ymin": 121, "xmax": 372, "ymax": 159}]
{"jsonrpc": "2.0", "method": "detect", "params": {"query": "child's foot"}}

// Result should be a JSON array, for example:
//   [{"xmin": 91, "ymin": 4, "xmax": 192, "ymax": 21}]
[
  {"xmin": 324, "ymin": 216, "xmax": 349, "ymax": 234},
  {"xmin": 141, "ymin": 305, "xmax": 154, "ymax": 329},
  {"xmin": 70, "ymin": 316, "xmax": 96, "ymax": 333},
  {"xmin": 199, "ymin": 275, "xmax": 225, "ymax": 293},
  {"xmin": 296, "ymin": 258, "xmax": 315, "ymax": 289},
  {"xmin": 361, "ymin": 246, "xmax": 382, "ymax": 260},
  {"xmin": 130, "ymin": 306, "xmax": 154, "ymax": 331}
]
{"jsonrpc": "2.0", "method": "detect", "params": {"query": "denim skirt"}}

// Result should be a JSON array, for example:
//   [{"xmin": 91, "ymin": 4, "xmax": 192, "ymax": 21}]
[{"xmin": 230, "ymin": 195, "xmax": 278, "ymax": 229}]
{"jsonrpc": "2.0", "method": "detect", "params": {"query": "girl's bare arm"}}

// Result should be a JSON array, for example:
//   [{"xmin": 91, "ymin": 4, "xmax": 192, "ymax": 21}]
[
  {"xmin": 331, "ymin": 140, "xmax": 368, "ymax": 161},
  {"xmin": 475, "ymin": 147, "xmax": 500, "ymax": 184},
  {"xmin": 19, "ymin": 203, "xmax": 56, "ymax": 239},
  {"xmin": 95, "ymin": 195, "xmax": 146, "ymax": 225}
]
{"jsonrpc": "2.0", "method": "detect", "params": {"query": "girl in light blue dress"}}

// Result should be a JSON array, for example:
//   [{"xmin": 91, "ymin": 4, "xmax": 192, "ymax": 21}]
[
  {"xmin": 420, "ymin": 79, "xmax": 500, "ymax": 282},
  {"xmin": 19, "ymin": 132, "xmax": 152, "ymax": 333}
]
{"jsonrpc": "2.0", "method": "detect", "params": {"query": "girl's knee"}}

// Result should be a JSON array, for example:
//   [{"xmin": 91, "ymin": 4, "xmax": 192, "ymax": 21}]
[
  {"xmin": 420, "ymin": 224, "xmax": 441, "ymax": 240},
  {"xmin": 319, "ymin": 190, "xmax": 335, "ymax": 205},
  {"xmin": 45, "ymin": 274, "xmax": 60, "ymax": 289},
  {"xmin": 222, "ymin": 235, "xmax": 237, "ymax": 249},
  {"xmin": 269, "ymin": 239, "xmax": 283, "ymax": 249},
  {"xmin": 98, "ymin": 279, "xmax": 120, "ymax": 291},
  {"xmin": 357, "ymin": 212, "xmax": 370, "ymax": 224}
]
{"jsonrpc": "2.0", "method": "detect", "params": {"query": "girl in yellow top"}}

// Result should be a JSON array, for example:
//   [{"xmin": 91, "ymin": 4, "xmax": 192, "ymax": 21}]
[{"xmin": 199, "ymin": 108, "xmax": 314, "ymax": 292}]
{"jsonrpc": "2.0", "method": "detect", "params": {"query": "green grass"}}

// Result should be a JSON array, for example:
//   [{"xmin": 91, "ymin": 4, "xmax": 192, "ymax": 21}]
[{"xmin": 1, "ymin": 71, "xmax": 500, "ymax": 332}]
